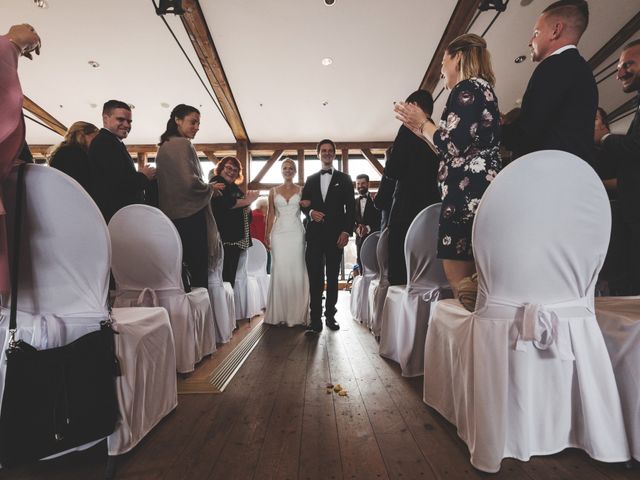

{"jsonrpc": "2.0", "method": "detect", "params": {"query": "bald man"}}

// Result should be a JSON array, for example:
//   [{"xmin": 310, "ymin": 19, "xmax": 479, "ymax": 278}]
[{"xmin": 502, "ymin": 0, "xmax": 597, "ymax": 165}]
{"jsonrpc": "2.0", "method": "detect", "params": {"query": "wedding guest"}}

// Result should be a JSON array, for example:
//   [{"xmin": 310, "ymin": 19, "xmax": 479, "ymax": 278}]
[
  {"xmin": 387, "ymin": 90, "xmax": 440, "ymax": 285},
  {"xmin": 155, "ymin": 104, "xmax": 221, "ymax": 288},
  {"xmin": 502, "ymin": 0, "xmax": 596, "ymax": 164},
  {"xmin": 395, "ymin": 34, "xmax": 501, "ymax": 306},
  {"xmin": 49, "ymin": 121, "xmax": 99, "ymax": 193},
  {"xmin": 209, "ymin": 157, "xmax": 259, "ymax": 287},
  {"xmin": 374, "ymin": 170, "xmax": 396, "ymax": 232},
  {"xmin": 354, "ymin": 174, "xmax": 381, "ymax": 267},
  {"xmin": 593, "ymin": 108, "xmax": 617, "ymax": 198},
  {"xmin": 250, "ymin": 196, "xmax": 269, "ymax": 272},
  {"xmin": 88, "ymin": 100, "xmax": 156, "ymax": 222},
  {"xmin": 0, "ymin": 23, "xmax": 41, "ymax": 293}
]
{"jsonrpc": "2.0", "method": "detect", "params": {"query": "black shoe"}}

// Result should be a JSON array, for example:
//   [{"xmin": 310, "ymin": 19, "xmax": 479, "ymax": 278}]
[
  {"xmin": 305, "ymin": 321, "xmax": 323, "ymax": 335},
  {"xmin": 325, "ymin": 317, "xmax": 340, "ymax": 331}
]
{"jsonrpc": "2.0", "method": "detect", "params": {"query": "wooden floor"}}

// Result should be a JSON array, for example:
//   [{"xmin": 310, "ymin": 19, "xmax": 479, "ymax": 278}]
[{"xmin": 2, "ymin": 293, "xmax": 637, "ymax": 480}]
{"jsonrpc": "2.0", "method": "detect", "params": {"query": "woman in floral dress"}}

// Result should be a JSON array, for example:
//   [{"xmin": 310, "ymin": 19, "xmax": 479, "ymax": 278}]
[{"xmin": 395, "ymin": 33, "xmax": 501, "ymax": 302}]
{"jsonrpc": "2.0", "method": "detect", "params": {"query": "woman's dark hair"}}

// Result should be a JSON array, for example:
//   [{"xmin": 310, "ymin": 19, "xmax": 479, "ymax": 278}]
[
  {"xmin": 596, "ymin": 107, "xmax": 610, "ymax": 130},
  {"xmin": 159, "ymin": 104, "xmax": 200, "ymax": 145},
  {"xmin": 214, "ymin": 156, "xmax": 244, "ymax": 185},
  {"xmin": 405, "ymin": 90, "xmax": 434, "ymax": 116}
]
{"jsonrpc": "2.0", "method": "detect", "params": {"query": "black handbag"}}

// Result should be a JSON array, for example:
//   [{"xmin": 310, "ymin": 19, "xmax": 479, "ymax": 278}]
[{"xmin": 0, "ymin": 164, "xmax": 121, "ymax": 467}]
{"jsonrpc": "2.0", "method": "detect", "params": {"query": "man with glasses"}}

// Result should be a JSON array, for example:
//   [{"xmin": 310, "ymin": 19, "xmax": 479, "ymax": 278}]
[
  {"xmin": 596, "ymin": 39, "xmax": 640, "ymax": 294},
  {"xmin": 89, "ymin": 100, "xmax": 156, "ymax": 222}
]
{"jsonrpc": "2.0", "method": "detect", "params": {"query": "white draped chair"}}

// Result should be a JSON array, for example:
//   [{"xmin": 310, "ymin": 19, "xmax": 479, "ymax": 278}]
[
  {"xmin": 423, "ymin": 151, "xmax": 629, "ymax": 472},
  {"xmin": 379, "ymin": 204, "xmax": 448, "ymax": 376},
  {"xmin": 247, "ymin": 239, "xmax": 269, "ymax": 309},
  {"xmin": 594, "ymin": 296, "xmax": 640, "ymax": 461},
  {"xmin": 349, "ymin": 232, "xmax": 379, "ymax": 325},
  {"xmin": 109, "ymin": 205, "xmax": 216, "ymax": 374},
  {"xmin": 208, "ymin": 248, "xmax": 236, "ymax": 344},
  {"xmin": 233, "ymin": 249, "xmax": 263, "ymax": 320},
  {"xmin": 0, "ymin": 165, "xmax": 177, "ymax": 458},
  {"xmin": 368, "ymin": 228, "xmax": 390, "ymax": 336}
]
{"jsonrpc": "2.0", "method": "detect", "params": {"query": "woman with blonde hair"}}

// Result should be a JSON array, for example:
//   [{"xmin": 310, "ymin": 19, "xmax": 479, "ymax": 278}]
[
  {"xmin": 394, "ymin": 33, "xmax": 502, "ymax": 309},
  {"xmin": 264, "ymin": 158, "xmax": 310, "ymax": 327},
  {"xmin": 49, "ymin": 121, "xmax": 99, "ymax": 193}
]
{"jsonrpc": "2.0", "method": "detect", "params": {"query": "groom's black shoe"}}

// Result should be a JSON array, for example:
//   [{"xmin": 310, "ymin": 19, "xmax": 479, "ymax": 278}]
[
  {"xmin": 305, "ymin": 320, "xmax": 323, "ymax": 335},
  {"xmin": 325, "ymin": 317, "xmax": 340, "ymax": 331}
]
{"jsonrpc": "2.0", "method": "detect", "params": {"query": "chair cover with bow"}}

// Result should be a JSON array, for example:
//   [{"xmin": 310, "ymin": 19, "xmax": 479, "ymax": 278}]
[
  {"xmin": 109, "ymin": 205, "xmax": 215, "ymax": 373},
  {"xmin": 0, "ymin": 165, "xmax": 176, "ymax": 458},
  {"xmin": 368, "ymin": 228, "xmax": 391, "ymax": 336},
  {"xmin": 423, "ymin": 151, "xmax": 629, "ymax": 472},
  {"xmin": 208, "ymin": 245, "xmax": 236, "ymax": 344},
  {"xmin": 379, "ymin": 204, "xmax": 448, "ymax": 376},
  {"xmin": 349, "ymin": 232, "xmax": 379, "ymax": 325},
  {"xmin": 234, "ymin": 249, "xmax": 263, "ymax": 320},
  {"xmin": 594, "ymin": 295, "xmax": 640, "ymax": 461},
  {"xmin": 247, "ymin": 238, "xmax": 269, "ymax": 309}
]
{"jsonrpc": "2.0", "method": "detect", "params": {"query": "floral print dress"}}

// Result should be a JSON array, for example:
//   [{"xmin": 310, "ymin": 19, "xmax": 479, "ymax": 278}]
[{"xmin": 433, "ymin": 77, "xmax": 501, "ymax": 260}]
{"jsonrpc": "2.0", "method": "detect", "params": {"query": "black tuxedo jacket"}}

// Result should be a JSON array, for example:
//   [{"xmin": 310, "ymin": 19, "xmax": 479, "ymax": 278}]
[
  {"xmin": 502, "ymin": 48, "xmax": 598, "ymax": 165},
  {"xmin": 355, "ymin": 193, "xmax": 381, "ymax": 245},
  {"xmin": 88, "ymin": 129, "xmax": 150, "ymax": 222},
  {"xmin": 302, "ymin": 169, "xmax": 355, "ymax": 242},
  {"xmin": 603, "ymin": 101, "xmax": 640, "ymax": 222}
]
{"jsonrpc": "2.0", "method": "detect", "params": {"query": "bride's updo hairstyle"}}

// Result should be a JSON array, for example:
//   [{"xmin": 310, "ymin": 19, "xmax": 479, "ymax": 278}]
[
  {"xmin": 446, "ymin": 33, "xmax": 496, "ymax": 87},
  {"xmin": 281, "ymin": 158, "xmax": 297, "ymax": 173}
]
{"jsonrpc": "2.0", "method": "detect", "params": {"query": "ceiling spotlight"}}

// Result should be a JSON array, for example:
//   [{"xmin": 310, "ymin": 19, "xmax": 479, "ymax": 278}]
[
  {"xmin": 479, "ymin": 0, "xmax": 506, "ymax": 12},
  {"xmin": 160, "ymin": 102, "xmax": 170, "ymax": 108},
  {"xmin": 321, "ymin": 57, "xmax": 333, "ymax": 66},
  {"xmin": 33, "ymin": 0, "xmax": 48, "ymax": 8},
  {"xmin": 155, "ymin": 0, "xmax": 184, "ymax": 15},
  {"xmin": 514, "ymin": 55, "xmax": 526, "ymax": 64},
  {"xmin": 88, "ymin": 60, "xmax": 100, "ymax": 68},
  {"xmin": 324, "ymin": 0, "xmax": 335, "ymax": 5},
  {"xmin": 128, "ymin": 104, "xmax": 136, "ymax": 110},
  {"xmin": 322, "ymin": 100, "xmax": 329, "ymax": 106},
  {"xmin": 89, "ymin": 103, "xmax": 97, "ymax": 109}
]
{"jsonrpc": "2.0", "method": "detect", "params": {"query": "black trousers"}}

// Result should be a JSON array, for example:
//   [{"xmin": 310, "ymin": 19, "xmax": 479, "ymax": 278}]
[
  {"xmin": 222, "ymin": 244, "xmax": 242, "ymax": 287},
  {"xmin": 305, "ymin": 237, "xmax": 343, "ymax": 324},
  {"xmin": 172, "ymin": 208, "xmax": 209, "ymax": 289},
  {"xmin": 387, "ymin": 221, "xmax": 410, "ymax": 286},
  {"xmin": 607, "ymin": 214, "xmax": 640, "ymax": 295}
]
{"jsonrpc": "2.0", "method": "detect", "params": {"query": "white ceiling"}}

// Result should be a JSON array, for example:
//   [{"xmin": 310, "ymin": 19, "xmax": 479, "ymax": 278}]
[{"xmin": 2, "ymin": 0, "xmax": 639, "ymax": 145}]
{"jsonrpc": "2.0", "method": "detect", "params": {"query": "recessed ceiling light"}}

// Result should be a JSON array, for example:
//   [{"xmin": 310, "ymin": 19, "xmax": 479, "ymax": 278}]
[
  {"xmin": 324, "ymin": 0, "xmax": 335, "ymax": 6},
  {"xmin": 322, "ymin": 100, "xmax": 329, "ymax": 106},
  {"xmin": 128, "ymin": 104, "xmax": 135, "ymax": 110},
  {"xmin": 33, "ymin": 0, "xmax": 48, "ymax": 8},
  {"xmin": 514, "ymin": 55, "xmax": 527, "ymax": 64},
  {"xmin": 88, "ymin": 60, "xmax": 100, "ymax": 68},
  {"xmin": 160, "ymin": 102, "xmax": 170, "ymax": 108},
  {"xmin": 89, "ymin": 103, "xmax": 97, "ymax": 108},
  {"xmin": 321, "ymin": 57, "xmax": 333, "ymax": 66}
]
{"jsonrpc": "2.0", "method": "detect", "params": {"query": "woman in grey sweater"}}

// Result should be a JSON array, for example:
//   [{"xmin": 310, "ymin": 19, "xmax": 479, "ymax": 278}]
[{"xmin": 155, "ymin": 104, "xmax": 222, "ymax": 288}]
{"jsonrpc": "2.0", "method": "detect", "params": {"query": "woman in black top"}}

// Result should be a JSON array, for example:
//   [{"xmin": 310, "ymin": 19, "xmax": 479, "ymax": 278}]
[
  {"xmin": 209, "ymin": 156, "xmax": 259, "ymax": 286},
  {"xmin": 49, "ymin": 121, "xmax": 98, "ymax": 193}
]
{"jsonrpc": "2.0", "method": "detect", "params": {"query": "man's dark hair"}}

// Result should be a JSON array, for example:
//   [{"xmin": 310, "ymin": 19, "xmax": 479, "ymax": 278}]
[
  {"xmin": 102, "ymin": 99, "xmax": 131, "ymax": 116},
  {"xmin": 405, "ymin": 89, "xmax": 434, "ymax": 116},
  {"xmin": 316, "ymin": 138, "xmax": 336, "ymax": 155},
  {"xmin": 543, "ymin": 0, "xmax": 589, "ymax": 39},
  {"xmin": 356, "ymin": 174, "xmax": 370, "ymax": 182},
  {"xmin": 624, "ymin": 38, "xmax": 640, "ymax": 51},
  {"xmin": 596, "ymin": 107, "xmax": 610, "ymax": 130}
]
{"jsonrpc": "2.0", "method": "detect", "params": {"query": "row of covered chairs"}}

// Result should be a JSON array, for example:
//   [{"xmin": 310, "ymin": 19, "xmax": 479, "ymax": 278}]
[{"xmin": 351, "ymin": 151, "xmax": 639, "ymax": 472}]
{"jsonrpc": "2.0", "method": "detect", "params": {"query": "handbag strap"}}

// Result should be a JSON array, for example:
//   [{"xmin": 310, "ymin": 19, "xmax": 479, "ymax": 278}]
[{"xmin": 8, "ymin": 163, "xmax": 26, "ymax": 341}]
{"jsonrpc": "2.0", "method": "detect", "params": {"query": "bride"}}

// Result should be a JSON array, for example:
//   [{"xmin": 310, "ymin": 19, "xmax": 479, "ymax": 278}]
[{"xmin": 263, "ymin": 158, "xmax": 310, "ymax": 327}]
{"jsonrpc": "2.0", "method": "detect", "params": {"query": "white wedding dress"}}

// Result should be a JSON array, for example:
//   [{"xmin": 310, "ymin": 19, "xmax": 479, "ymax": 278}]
[{"xmin": 264, "ymin": 192, "xmax": 310, "ymax": 327}]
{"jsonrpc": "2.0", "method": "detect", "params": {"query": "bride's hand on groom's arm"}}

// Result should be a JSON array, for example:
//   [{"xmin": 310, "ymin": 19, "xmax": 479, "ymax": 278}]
[
  {"xmin": 336, "ymin": 232, "xmax": 349, "ymax": 248},
  {"xmin": 310, "ymin": 210, "xmax": 325, "ymax": 222},
  {"xmin": 299, "ymin": 199, "xmax": 310, "ymax": 208}
]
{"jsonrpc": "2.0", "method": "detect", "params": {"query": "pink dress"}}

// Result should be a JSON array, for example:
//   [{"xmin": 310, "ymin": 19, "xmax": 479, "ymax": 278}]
[{"xmin": 0, "ymin": 35, "xmax": 25, "ymax": 293}]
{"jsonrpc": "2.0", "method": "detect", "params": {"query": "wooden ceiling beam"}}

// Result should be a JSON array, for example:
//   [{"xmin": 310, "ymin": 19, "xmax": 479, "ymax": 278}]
[
  {"xmin": 248, "ymin": 141, "xmax": 392, "ymax": 151},
  {"xmin": 249, "ymin": 181, "xmax": 381, "ymax": 191},
  {"xmin": 608, "ymin": 96, "xmax": 638, "ymax": 124},
  {"xmin": 251, "ymin": 149, "xmax": 284, "ymax": 184},
  {"xmin": 180, "ymin": 0, "xmax": 249, "ymax": 141},
  {"xmin": 360, "ymin": 148, "xmax": 385, "ymax": 175},
  {"xmin": 23, "ymin": 96, "xmax": 66, "ymax": 136},
  {"xmin": 420, "ymin": 0, "xmax": 483, "ymax": 93},
  {"xmin": 588, "ymin": 11, "xmax": 640, "ymax": 71}
]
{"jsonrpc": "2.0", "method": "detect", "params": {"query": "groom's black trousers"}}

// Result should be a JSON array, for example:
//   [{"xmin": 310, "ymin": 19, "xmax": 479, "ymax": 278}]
[{"xmin": 305, "ymin": 237, "xmax": 343, "ymax": 323}]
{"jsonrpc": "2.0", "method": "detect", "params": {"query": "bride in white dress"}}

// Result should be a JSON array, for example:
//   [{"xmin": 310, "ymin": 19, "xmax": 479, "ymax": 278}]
[{"xmin": 264, "ymin": 159, "xmax": 310, "ymax": 327}]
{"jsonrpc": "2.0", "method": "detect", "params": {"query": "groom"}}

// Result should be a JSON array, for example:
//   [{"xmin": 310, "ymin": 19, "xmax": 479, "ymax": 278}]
[{"xmin": 302, "ymin": 139, "xmax": 355, "ymax": 333}]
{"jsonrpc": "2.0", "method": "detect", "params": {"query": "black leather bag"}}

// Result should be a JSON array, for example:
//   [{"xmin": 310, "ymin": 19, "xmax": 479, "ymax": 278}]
[{"xmin": 0, "ymin": 164, "xmax": 120, "ymax": 467}]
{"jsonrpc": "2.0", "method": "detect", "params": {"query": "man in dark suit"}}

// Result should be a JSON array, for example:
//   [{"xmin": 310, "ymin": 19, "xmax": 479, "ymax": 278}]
[
  {"xmin": 88, "ymin": 100, "xmax": 156, "ymax": 222},
  {"xmin": 302, "ymin": 139, "xmax": 355, "ymax": 333},
  {"xmin": 354, "ymin": 173, "xmax": 381, "ymax": 267},
  {"xmin": 502, "ymin": 0, "xmax": 597, "ymax": 165},
  {"xmin": 595, "ymin": 39, "xmax": 640, "ymax": 294}
]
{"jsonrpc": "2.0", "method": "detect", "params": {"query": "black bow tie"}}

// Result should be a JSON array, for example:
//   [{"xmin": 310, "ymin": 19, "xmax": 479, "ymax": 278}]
[
  {"xmin": 320, "ymin": 169, "xmax": 333, "ymax": 175},
  {"xmin": 359, "ymin": 195, "xmax": 368, "ymax": 200}
]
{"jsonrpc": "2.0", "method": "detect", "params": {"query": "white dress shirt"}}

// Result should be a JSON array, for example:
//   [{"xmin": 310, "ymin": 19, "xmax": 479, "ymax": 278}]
[{"xmin": 320, "ymin": 168, "xmax": 333, "ymax": 201}]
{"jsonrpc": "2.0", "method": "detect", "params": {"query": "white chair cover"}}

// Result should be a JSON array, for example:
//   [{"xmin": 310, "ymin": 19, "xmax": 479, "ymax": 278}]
[
  {"xmin": 208, "ymin": 247, "xmax": 236, "ymax": 344},
  {"xmin": 368, "ymin": 228, "xmax": 391, "ymax": 335},
  {"xmin": 234, "ymin": 249, "xmax": 263, "ymax": 320},
  {"xmin": 379, "ymin": 204, "xmax": 447, "ymax": 377},
  {"xmin": 109, "ymin": 205, "xmax": 216, "ymax": 373},
  {"xmin": 594, "ymin": 296, "xmax": 640, "ymax": 461},
  {"xmin": 349, "ymin": 232, "xmax": 379, "ymax": 325},
  {"xmin": 247, "ymin": 239, "xmax": 269, "ymax": 309},
  {"xmin": 0, "ymin": 165, "xmax": 176, "ymax": 459},
  {"xmin": 423, "ymin": 151, "xmax": 629, "ymax": 472}
]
